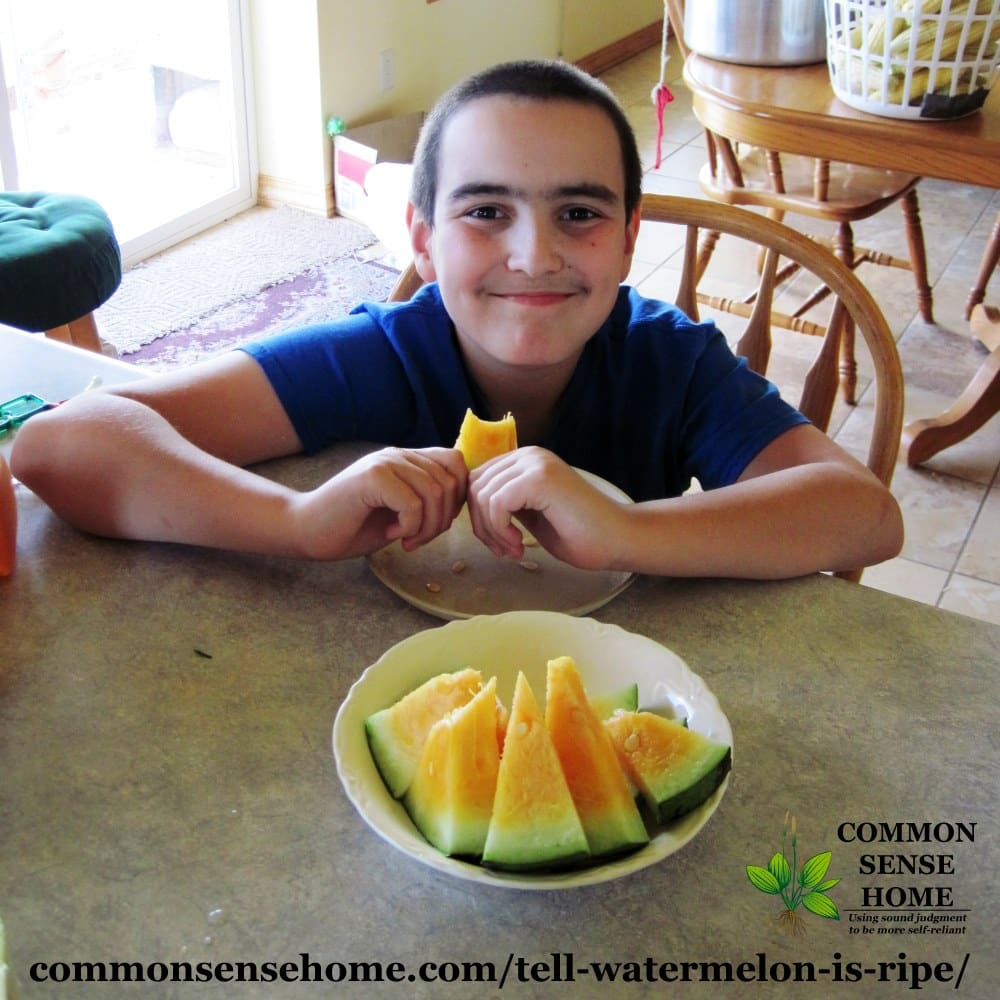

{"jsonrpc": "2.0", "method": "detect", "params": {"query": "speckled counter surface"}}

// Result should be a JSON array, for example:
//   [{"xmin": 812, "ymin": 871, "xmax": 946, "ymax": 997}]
[{"xmin": 2, "ymin": 447, "xmax": 998, "ymax": 1000}]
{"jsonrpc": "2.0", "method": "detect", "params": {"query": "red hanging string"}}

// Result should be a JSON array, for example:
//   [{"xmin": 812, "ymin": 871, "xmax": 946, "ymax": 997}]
[{"xmin": 653, "ymin": 83, "xmax": 675, "ymax": 170}]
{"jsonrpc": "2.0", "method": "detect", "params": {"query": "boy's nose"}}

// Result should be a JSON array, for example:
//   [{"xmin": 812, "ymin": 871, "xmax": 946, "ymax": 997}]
[{"xmin": 506, "ymin": 215, "xmax": 562, "ymax": 275}]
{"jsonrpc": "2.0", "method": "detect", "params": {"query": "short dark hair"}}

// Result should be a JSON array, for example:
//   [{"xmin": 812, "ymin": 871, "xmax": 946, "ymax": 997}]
[{"xmin": 410, "ymin": 59, "xmax": 643, "ymax": 226}]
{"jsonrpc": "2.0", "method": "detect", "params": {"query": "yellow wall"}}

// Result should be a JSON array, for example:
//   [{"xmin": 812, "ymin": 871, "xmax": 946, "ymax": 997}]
[
  {"xmin": 251, "ymin": 0, "xmax": 663, "ymax": 215},
  {"xmin": 561, "ymin": 0, "xmax": 663, "ymax": 63},
  {"xmin": 249, "ymin": 1, "xmax": 327, "ymax": 211}
]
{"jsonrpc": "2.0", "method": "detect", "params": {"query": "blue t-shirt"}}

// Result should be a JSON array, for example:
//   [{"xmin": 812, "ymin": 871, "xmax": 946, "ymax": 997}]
[{"xmin": 242, "ymin": 284, "xmax": 807, "ymax": 501}]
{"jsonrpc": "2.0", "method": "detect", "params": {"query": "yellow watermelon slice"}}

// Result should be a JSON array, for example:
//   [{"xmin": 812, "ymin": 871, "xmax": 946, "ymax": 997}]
[
  {"xmin": 604, "ymin": 710, "xmax": 731, "ymax": 824},
  {"xmin": 482, "ymin": 672, "xmax": 589, "ymax": 870},
  {"xmin": 365, "ymin": 668, "xmax": 483, "ymax": 799},
  {"xmin": 545, "ymin": 657, "xmax": 649, "ymax": 858},
  {"xmin": 454, "ymin": 408, "xmax": 517, "ymax": 470},
  {"xmin": 404, "ymin": 678, "xmax": 503, "ymax": 857}
]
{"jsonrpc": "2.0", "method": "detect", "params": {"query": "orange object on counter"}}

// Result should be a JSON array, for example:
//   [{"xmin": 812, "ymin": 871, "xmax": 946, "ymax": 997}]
[{"xmin": 0, "ymin": 453, "xmax": 16, "ymax": 577}]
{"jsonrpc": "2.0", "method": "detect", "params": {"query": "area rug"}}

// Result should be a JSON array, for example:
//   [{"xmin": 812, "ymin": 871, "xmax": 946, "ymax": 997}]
[
  {"xmin": 95, "ymin": 205, "xmax": 401, "ymax": 368},
  {"xmin": 120, "ymin": 250, "xmax": 402, "ymax": 370}
]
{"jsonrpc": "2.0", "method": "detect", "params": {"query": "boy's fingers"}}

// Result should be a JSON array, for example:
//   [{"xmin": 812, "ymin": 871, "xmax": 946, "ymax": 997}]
[
  {"xmin": 467, "ymin": 477, "xmax": 531, "ymax": 558},
  {"xmin": 374, "ymin": 449, "xmax": 466, "ymax": 548}
]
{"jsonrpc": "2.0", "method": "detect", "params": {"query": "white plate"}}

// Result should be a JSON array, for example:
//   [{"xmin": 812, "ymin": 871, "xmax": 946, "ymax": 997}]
[
  {"xmin": 333, "ymin": 611, "xmax": 732, "ymax": 890},
  {"xmin": 367, "ymin": 469, "xmax": 634, "ymax": 620}
]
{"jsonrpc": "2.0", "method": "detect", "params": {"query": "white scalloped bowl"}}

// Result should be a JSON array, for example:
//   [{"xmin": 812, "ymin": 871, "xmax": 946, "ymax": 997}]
[{"xmin": 333, "ymin": 611, "xmax": 732, "ymax": 890}]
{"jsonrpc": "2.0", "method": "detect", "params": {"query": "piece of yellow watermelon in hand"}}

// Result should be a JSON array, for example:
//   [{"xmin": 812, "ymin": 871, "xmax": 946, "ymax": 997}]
[
  {"xmin": 403, "ymin": 677, "xmax": 503, "ymax": 857},
  {"xmin": 604, "ymin": 710, "xmax": 731, "ymax": 824},
  {"xmin": 454, "ymin": 408, "xmax": 517, "ymax": 470},
  {"xmin": 482, "ymin": 672, "xmax": 589, "ymax": 871},
  {"xmin": 365, "ymin": 668, "xmax": 483, "ymax": 799},
  {"xmin": 545, "ymin": 657, "xmax": 649, "ymax": 859}
]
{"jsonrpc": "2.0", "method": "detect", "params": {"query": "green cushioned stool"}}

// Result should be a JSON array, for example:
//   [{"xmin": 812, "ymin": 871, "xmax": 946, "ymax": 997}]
[{"xmin": 0, "ymin": 191, "xmax": 122, "ymax": 353}]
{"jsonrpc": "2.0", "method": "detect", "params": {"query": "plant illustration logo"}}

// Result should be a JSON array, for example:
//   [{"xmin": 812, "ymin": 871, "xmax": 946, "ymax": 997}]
[{"xmin": 746, "ymin": 812, "xmax": 841, "ymax": 934}]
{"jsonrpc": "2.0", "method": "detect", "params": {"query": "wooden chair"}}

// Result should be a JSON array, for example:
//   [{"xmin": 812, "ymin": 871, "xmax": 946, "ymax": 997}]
[
  {"xmin": 387, "ymin": 262, "xmax": 424, "ymax": 304},
  {"xmin": 387, "ymin": 194, "xmax": 904, "ymax": 583},
  {"xmin": 662, "ymin": 0, "xmax": 931, "ymax": 406},
  {"xmin": 965, "ymin": 211, "xmax": 999, "ymax": 320}
]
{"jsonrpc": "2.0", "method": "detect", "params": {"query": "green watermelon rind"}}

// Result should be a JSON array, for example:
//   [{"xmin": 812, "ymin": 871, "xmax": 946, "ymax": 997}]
[
  {"xmin": 591, "ymin": 784, "xmax": 650, "ymax": 857},
  {"xmin": 547, "ymin": 662, "xmax": 649, "ymax": 861},
  {"xmin": 364, "ymin": 668, "xmax": 482, "ymax": 800},
  {"xmin": 578, "ymin": 800, "xmax": 649, "ymax": 860},
  {"xmin": 646, "ymin": 741, "xmax": 732, "ymax": 825},
  {"xmin": 364, "ymin": 710, "xmax": 410, "ymax": 799},
  {"xmin": 588, "ymin": 683, "xmax": 639, "ymax": 720},
  {"xmin": 481, "ymin": 820, "xmax": 590, "ymax": 872},
  {"xmin": 481, "ymin": 672, "xmax": 590, "ymax": 872},
  {"xmin": 401, "ymin": 681, "xmax": 500, "ymax": 859},
  {"xmin": 405, "ymin": 795, "xmax": 490, "ymax": 859}
]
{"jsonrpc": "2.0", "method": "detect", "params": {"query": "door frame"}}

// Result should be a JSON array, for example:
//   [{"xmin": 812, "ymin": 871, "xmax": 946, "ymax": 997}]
[{"xmin": 0, "ymin": 0, "xmax": 258, "ymax": 267}]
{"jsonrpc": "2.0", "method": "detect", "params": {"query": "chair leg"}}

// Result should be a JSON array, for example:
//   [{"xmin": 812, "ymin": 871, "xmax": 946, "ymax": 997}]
[
  {"xmin": 833, "ymin": 223, "xmax": 858, "ymax": 405},
  {"xmin": 695, "ymin": 229, "xmax": 720, "ymax": 285},
  {"xmin": 757, "ymin": 207, "xmax": 787, "ymax": 273},
  {"xmin": 965, "ymin": 212, "xmax": 1000, "ymax": 321},
  {"xmin": 900, "ymin": 188, "xmax": 933, "ymax": 324}
]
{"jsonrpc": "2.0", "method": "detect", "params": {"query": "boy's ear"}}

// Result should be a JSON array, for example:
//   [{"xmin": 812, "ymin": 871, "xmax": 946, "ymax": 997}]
[{"xmin": 406, "ymin": 203, "xmax": 438, "ymax": 282}]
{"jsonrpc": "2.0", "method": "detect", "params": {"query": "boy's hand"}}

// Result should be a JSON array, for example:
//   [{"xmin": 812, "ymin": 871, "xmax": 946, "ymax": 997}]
[
  {"xmin": 466, "ymin": 447, "xmax": 627, "ymax": 571},
  {"xmin": 292, "ymin": 447, "xmax": 468, "ymax": 559}
]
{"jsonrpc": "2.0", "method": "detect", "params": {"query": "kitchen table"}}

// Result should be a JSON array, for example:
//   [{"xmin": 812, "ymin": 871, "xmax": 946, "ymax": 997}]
[
  {"xmin": 681, "ymin": 52, "xmax": 1000, "ymax": 466},
  {"xmin": 2, "ymin": 429, "xmax": 998, "ymax": 997}
]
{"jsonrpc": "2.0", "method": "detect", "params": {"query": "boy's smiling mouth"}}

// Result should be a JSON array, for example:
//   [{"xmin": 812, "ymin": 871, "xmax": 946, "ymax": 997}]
[
  {"xmin": 497, "ymin": 291, "xmax": 577, "ymax": 306},
  {"xmin": 489, "ymin": 284, "xmax": 585, "ymax": 307}
]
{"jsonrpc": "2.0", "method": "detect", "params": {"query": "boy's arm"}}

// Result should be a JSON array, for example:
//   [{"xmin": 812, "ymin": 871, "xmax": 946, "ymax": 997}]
[
  {"xmin": 466, "ymin": 425, "xmax": 903, "ymax": 578},
  {"xmin": 10, "ymin": 351, "xmax": 467, "ymax": 558}
]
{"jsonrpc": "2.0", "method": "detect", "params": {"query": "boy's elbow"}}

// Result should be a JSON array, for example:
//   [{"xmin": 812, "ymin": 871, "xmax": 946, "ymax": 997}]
[
  {"xmin": 9, "ymin": 409, "xmax": 75, "ymax": 500},
  {"xmin": 9, "ymin": 415, "xmax": 50, "ymax": 489},
  {"xmin": 864, "ymin": 482, "xmax": 904, "ymax": 567}
]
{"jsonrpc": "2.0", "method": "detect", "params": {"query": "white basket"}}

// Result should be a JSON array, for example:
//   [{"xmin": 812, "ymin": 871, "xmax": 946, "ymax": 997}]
[{"xmin": 825, "ymin": 0, "xmax": 1000, "ymax": 119}]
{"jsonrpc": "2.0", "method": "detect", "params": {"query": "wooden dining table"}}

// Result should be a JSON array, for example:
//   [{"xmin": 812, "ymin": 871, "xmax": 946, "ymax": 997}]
[
  {"xmin": 2, "ymin": 332, "xmax": 998, "ymax": 999},
  {"xmin": 682, "ymin": 53, "xmax": 1000, "ymax": 467}
]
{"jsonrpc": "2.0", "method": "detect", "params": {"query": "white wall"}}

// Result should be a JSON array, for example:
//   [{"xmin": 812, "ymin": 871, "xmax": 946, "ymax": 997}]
[{"xmin": 251, "ymin": 0, "xmax": 662, "ymax": 215}]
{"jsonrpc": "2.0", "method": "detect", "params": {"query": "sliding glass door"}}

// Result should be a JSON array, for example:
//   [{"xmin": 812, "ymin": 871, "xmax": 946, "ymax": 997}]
[{"xmin": 0, "ymin": 0, "xmax": 255, "ymax": 265}]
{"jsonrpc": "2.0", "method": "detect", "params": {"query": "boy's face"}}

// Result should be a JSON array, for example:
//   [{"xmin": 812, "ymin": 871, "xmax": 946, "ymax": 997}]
[{"xmin": 409, "ymin": 96, "xmax": 639, "ymax": 390}]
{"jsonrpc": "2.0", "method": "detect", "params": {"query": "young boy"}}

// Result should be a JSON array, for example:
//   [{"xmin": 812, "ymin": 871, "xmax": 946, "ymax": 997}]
[{"xmin": 11, "ymin": 60, "xmax": 902, "ymax": 578}]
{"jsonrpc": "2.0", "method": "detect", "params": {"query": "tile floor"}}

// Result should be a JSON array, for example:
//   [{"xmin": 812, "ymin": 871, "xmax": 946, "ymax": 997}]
[{"xmin": 602, "ymin": 42, "xmax": 1000, "ymax": 626}]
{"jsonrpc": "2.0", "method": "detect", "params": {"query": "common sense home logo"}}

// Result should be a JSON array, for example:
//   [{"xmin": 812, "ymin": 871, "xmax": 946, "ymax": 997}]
[{"xmin": 746, "ymin": 813, "xmax": 841, "ymax": 934}]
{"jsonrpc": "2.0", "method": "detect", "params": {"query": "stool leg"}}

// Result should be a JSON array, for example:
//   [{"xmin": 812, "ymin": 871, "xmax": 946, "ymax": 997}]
[
  {"xmin": 44, "ymin": 325, "xmax": 74, "ymax": 345},
  {"xmin": 44, "ymin": 314, "xmax": 103, "ymax": 353},
  {"xmin": 67, "ymin": 313, "xmax": 103, "ymax": 353}
]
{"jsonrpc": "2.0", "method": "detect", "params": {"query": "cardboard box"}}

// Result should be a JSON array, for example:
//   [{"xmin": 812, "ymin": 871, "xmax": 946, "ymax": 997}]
[{"xmin": 332, "ymin": 111, "xmax": 425, "ymax": 224}]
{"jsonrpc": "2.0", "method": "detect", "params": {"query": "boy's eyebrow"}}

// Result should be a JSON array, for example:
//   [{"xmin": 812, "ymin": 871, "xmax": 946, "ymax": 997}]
[{"xmin": 445, "ymin": 181, "xmax": 621, "ymax": 205}]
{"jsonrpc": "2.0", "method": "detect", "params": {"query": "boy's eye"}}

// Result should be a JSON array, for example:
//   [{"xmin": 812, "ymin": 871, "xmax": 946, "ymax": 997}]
[
  {"xmin": 465, "ymin": 205, "xmax": 504, "ymax": 221},
  {"xmin": 562, "ymin": 206, "xmax": 601, "ymax": 222}
]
